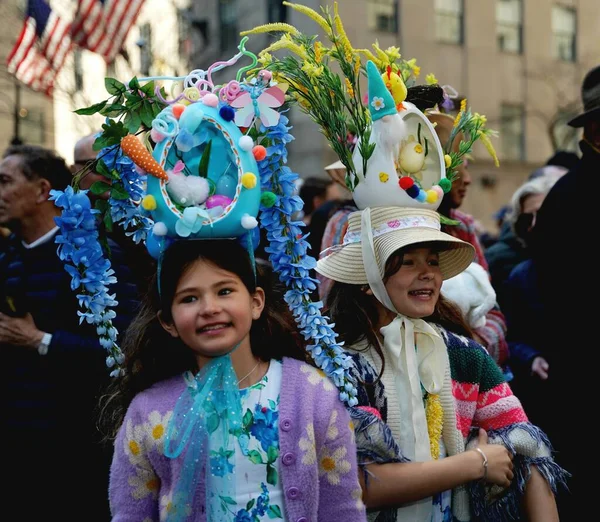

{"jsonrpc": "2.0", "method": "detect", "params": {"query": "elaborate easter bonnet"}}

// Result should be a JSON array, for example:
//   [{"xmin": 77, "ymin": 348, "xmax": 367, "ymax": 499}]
[{"xmin": 241, "ymin": 3, "xmax": 500, "ymax": 304}]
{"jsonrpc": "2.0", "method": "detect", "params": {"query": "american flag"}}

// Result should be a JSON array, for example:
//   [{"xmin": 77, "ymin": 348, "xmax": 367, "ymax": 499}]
[
  {"xmin": 6, "ymin": 0, "xmax": 73, "ymax": 95},
  {"xmin": 71, "ymin": 0, "xmax": 145, "ymax": 63}
]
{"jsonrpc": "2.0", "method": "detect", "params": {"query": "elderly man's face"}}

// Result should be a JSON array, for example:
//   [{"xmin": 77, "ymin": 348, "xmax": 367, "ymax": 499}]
[{"xmin": 0, "ymin": 155, "xmax": 42, "ymax": 228}]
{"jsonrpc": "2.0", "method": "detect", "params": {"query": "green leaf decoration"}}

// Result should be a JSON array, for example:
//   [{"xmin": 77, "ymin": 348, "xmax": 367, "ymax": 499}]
[
  {"xmin": 247, "ymin": 450, "xmax": 264, "ymax": 465},
  {"xmin": 219, "ymin": 495, "xmax": 237, "ymax": 506},
  {"xmin": 103, "ymin": 209, "xmax": 113, "ymax": 232},
  {"xmin": 206, "ymin": 414, "xmax": 220, "ymax": 434},
  {"xmin": 198, "ymin": 140, "xmax": 212, "ymax": 178},
  {"xmin": 110, "ymin": 184, "xmax": 130, "ymax": 200},
  {"xmin": 267, "ymin": 505, "xmax": 283, "ymax": 519},
  {"xmin": 93, "ymin": 120, "xmax": 128, "ymax": 151},
  {"xmin": 439, "ymin": 214, "xmax": 461, "ymax": 226},
  {"xmin": 246, "ymin": 499, "xmax": 256, "ymax": 511},
  {"xmin": 95, "ymin": 161, "xmax": 112, "ymax": 179},
  {"xmin": 105, "ymin": 78, "xmax": 126, "ymax": 96},
  {"xmin": 74, "ymin": 100, "xmax": 107, "ymax": 116},
  {"xmin": 267, "ymin": 445, "xmax": 279, "ymax": 464},
  {"xmin": 94, "ymin": 199, "xmax": 109, "ymax": 213},
  {"xmin": 90, "ymin": 181, "xmax": 112, "ymax": 195},
  {"xmin": 242, "ymin": 408, "xmax": 254, "ymax": 428},
  {"xmin": 266, "ymin": 464, "xmax": 278, "ymax": 486},
  {"xmin": 99, "ymin": 103, "xmax": 127, "ymax": 118},
  {"xmin": 140, "ymin": 100, "xmax": 155, "ymax": 128},
  {"xmin": 128, "ymin": 76, "xmax": 141, "ymax": 91},
  {"xmin": 123, "ymin": 111, "xmax": 142, "ymax": 134}
]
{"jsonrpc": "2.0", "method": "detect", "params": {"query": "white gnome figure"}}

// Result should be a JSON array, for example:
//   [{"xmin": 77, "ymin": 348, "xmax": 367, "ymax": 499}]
[
  {"xmin": 166, "ymin": 160, "xmax": 210, "ymax": 207},
  {"xmin": 351, "ymin": 61, "xmax": 445, "ymax": 211}
]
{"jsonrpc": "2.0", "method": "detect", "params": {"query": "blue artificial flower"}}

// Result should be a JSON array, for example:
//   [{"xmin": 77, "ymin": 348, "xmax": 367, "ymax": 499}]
[
  {"xmin": 209, "ymin": 448, "xmax": 234, "ymax": 477},
  {"xmin": 233, "ymin": 509, "xmax": 253, "ymax": 522},
  {"xmin": 250, "ymin": 403, "xmax": 279, "ymax": 453}
]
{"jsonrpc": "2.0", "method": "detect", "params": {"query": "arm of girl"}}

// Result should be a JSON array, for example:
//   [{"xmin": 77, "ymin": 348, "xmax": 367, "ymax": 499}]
[
  {"xmin": 523, "ymin": 466, "xmax": 559, "ymax": 522},
  {"xmin": 358, "ymin": 430, "xmax": 513, "ymax": 509}
]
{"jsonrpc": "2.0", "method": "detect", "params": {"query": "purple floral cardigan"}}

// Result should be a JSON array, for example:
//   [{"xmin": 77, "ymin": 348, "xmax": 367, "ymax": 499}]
[{"xmin": 109, "ymin": 357, "xmax": 367, "ymax": 522}]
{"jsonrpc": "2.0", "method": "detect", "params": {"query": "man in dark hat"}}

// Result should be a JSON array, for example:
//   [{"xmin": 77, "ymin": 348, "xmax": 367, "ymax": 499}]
[{"xmin": 529, "ymin": 65, "xmax": 600, "ymax": 519}]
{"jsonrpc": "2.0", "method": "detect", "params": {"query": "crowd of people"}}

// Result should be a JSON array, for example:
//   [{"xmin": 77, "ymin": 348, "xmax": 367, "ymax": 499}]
[{"xmin": 1, "ymin": 8, "xmax": 597, "ymax": 521}]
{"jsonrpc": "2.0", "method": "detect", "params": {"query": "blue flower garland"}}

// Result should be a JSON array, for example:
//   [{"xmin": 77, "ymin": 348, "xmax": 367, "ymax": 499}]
[
  {"xmin": 101, "ymin": 145, "xmax": 154, "ymax": 244},
  {"xmin": 257, "ymin": 114, "xmax": 358, "ymax": 406},
  {"xmin": 50, "ymin": 186, "xmax": 125, "ymax": 375}
]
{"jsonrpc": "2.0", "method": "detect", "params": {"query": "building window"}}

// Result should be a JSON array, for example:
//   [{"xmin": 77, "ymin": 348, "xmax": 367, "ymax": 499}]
[
  {"xmin": 268, "ymin": 0, "xmax": 287, "ymax": 24},
  {"xmin": 219, "ymin": 0, "xmax": 238, "ymax": 52},
  {"xmin": 73, "ymin": 49, "xmax": 84, "ymax": 91},
  {"xmin": 552, "ymin": 6, "xmax": 576, "ymax": 62},
  {"xmin": 139, "ymin": 23, "xmax": 153, "ymax": 76},
  {"xmin": 367, "ymin": 0, "xmax": 398, "ymax": 33},
  {"xmin": 19, "ymin": 108, "xmax": 45, "ymax": 146},
  {"xmin": 501, "ymin": 104, "xmax": 525, "ymax": 161},
  {"xmin": 497, "ymin": 0, "xmax": 522, "ymax": 53},
  {"xmin": 435, "ymin": 0, "xmax": 463, "ymax": 44}
]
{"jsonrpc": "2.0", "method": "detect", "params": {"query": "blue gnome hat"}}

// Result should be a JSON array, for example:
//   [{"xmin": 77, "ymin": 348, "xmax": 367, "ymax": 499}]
[{"xmin": 367, "ymin": 60, "xmax": 397, "ymax": 121}]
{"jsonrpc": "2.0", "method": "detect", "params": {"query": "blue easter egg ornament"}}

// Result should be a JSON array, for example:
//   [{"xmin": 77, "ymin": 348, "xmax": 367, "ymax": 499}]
[{"xmin": 147, "ymin": 103, "xmax": 261, "ymax": 240}]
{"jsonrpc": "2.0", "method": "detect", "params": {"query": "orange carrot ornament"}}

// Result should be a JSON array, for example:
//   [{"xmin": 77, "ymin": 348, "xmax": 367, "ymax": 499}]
[{"xmin": 120, "ymin": 134, "xmax": 168, "ymax": 180}]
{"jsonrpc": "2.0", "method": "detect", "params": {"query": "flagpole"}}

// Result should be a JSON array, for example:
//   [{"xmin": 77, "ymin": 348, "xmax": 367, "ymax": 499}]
[{"xmin": 11, "ymin": 81, "xmax": 22, "ymax": 146}]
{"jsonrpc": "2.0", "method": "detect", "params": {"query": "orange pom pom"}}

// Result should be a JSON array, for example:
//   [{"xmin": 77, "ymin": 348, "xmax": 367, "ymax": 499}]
[
  {"xmin": 252, "ymin": 145, "xmax": 267, "ymax": 161},
  {"xmin": 120, "ymin": 134, "xmax": 168, "ymax": 181},
  {"xmin": 171, "ymin": 104, "xmax": 186, "ymax": 119}
]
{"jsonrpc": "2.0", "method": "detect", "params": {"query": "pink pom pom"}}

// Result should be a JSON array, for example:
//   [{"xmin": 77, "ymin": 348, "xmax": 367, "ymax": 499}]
[
  {"xmin": 201, "ymin": 93, "xmax": 219, "ymax": 107},
  {"xmin": 150, "ymin": 128, "xmax": 165, "ymax": 143}
]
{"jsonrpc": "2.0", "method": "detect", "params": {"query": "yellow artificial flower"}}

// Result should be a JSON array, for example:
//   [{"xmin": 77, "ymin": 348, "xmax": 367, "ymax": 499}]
[
  {"xmin": 240, "ymin": 23, "xmax": 300, "ymax": 37},
  {"xmin": 384, "ymin": 46, "xmax": 401, "ymax": 62},
  {"xmin": 314, "ymin": 41, "xmax": 323, "ymax": 63},
  {"xmin": 261, "ymin": 34, "xmax": 307, "ymax": 60},
  {"xmin": 426, "ymin": 73, "xmax": 438, "ymax": 85},
  {"xmin": 334, "ymin": 2, "xmax": 353, "ymax": 57},
  {"xmin": 425, "ymin": 393, "xmax": 443, "ymax": 460},
  {"xmin": 444, "ymin": 154, "xmax": 452, "ymax": 168},
  {"xmin": 412, "ymin": 65, "xmax": 421, "ymax": 77},
  {"xmin": 472, "ymin": 112, "xmax": 487, "ymax": 126},
  {"xmin": 453, "ymin": 98, "xmax": 468, "ymax": 128},
  {"xmin": 372, "ymin": 41, "xmax": 390, "ymax": 66},
  {"xmin": 345, "ymin": 77, "xmax": 354, "ymax": 97},
  {"xmin": 283, "ymin": 1, "xmax": 331, "ymax": 36},
  {"xmin": 357, "ymin": 48, "xmax": 382, "ymax": 69},
  {"xmin": 478, "ymin": 131, "xmax": 500, "ymax": 167},
  {"xmin": 301, "ymin": 61, "xmax": 324, "ymax": 79},
  {"xmin": 257, "ymin": 52, "xmax": 273, "ymax": 68}
]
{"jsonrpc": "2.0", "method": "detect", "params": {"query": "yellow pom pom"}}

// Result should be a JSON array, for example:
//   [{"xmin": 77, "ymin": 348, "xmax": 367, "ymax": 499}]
[
  {"xmin": 142, "ymin": 195, "xmax": 157, "ymax": 211},
  {"xmin": 379, "ymin": 172, "xmax": 389, "ymax": 183},
  {"xmin": 444, "ymin": 154, "xmax": 452, "ymax": 168},
  {"xmin": 426, "ymin": 189, "xmax": 438, "ymax": 204},
  {"xmin": 241, "ymin": 172, "xmax": 257, "ymax": 189}
]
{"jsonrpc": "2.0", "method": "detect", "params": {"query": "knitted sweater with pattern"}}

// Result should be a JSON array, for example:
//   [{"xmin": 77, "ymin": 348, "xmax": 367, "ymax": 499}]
[{"xmin": 348, "ymin": 326, "xmax": 567, "ymax": 522}]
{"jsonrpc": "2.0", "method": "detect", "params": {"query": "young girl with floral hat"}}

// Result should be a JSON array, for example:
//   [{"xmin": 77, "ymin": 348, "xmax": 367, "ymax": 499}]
[
  {"xmin": 57, "ymin": 37, "xmax": 366, "ymax": 521},
  {"xmin": 242, "ymin": 4, "xmax": 568, "ymax": 520},
  {"xmin": 105, "ymin": 239, "xmax": 365, "ymax": 521}
]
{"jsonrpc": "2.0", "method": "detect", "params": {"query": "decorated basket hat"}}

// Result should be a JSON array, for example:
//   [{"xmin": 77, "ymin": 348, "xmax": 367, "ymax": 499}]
[{"xmin": 243, "ymin": 1, "xmax": 500, "ymax": 310}]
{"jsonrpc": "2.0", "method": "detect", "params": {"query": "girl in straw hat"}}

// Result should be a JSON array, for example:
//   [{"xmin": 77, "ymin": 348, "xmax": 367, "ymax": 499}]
[{"xmin": 243, "ymin": 6, "xmax": 567, "ymax": 519}]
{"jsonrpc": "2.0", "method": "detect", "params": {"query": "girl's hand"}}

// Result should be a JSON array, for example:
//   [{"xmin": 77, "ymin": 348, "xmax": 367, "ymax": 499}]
[{"xmin": 474, "ymin": 428, "xmax": 514, "ymax": 488}]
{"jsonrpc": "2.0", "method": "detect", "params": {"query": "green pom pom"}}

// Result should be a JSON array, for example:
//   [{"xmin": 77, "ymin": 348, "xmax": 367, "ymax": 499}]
[
  {"xmin": 260, "ymin": 191, "xmax": 277, "ymax": 207},
  {"xmin": 439, "ymin": 178, "xmax": 452, "ymax": 193}
]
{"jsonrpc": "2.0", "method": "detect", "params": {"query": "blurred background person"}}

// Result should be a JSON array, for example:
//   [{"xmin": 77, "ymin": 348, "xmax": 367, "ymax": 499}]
[
  {"xmin": 529, "ymin": 64, "xmax": 600, "ymax": 519},
  {"xmin": 486, "ymin": 165, "xmax": 566, "ymax": 310},
  {"xmin": 0, "ymin": 145, "xmax": 139, "ymax": 521}
]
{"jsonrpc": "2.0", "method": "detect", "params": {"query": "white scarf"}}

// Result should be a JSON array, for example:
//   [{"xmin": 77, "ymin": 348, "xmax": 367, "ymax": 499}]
[{"xmin": 361, "ymin": 207, "xmax": 449, "ymax": 521}]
